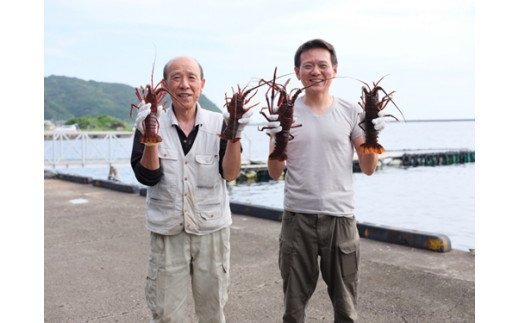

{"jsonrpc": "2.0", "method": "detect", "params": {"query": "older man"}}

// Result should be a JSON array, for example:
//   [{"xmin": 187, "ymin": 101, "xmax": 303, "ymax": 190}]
[{"xmin": 131, "ymin": 56, "xmax": 249, "ymax": 322}]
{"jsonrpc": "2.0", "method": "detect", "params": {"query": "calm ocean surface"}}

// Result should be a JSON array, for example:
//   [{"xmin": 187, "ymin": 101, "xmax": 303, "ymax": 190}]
[{"xmin": 45, "ymin": 120, "xmax": 475, "ymax": 251}]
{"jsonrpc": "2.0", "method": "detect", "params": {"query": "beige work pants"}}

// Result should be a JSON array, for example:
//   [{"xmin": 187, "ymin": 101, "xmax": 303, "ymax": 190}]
[{"xmin": 145, "ymin": 227, "xmax": 230, "ymax": 323}]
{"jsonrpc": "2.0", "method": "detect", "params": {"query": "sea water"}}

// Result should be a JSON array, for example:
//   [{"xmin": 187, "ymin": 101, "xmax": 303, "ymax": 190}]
[{"xmin": 45, "ymin": 120, "xmax": 475, "ymax": 251}]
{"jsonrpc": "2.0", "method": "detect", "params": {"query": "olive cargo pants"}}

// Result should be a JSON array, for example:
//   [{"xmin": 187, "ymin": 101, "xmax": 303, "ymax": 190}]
[{"xmin": 279, "ymin": 211, "xmax": 360, "ymax": 323}]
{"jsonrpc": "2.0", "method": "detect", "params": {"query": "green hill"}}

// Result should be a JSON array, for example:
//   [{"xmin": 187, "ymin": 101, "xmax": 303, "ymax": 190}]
[{"xmin": 44, "ymin": 75, "xmax": 221, "ymax": 124}]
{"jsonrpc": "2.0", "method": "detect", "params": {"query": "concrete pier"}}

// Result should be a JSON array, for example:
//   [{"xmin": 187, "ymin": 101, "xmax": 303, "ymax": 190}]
[{"xmin": 44, "ymin": 178, "xmax": 474, "ymax": 322}]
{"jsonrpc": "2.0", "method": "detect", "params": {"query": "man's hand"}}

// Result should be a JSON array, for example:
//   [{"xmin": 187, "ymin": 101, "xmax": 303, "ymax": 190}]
[
  {"xmin": 135, "ymin": 101, "xmax": 151, "ymax": 134},
  {"xmin": 260, "ymin": 113, "xmax": 283, "ymax": 138},
  {"xmin": 134, "ymin": 100, "xmax": 163, "ymax": 134},
  {"xmin": 372, "ymin": 111, "xmax": 386, "ymax": 132},
  {"xmin": 223, "ymin": 108, "xmax": 254, "ymax": 140},
  {"xmin": 358, "ymin": 110, "xmax": 386, "ymax": 133}
]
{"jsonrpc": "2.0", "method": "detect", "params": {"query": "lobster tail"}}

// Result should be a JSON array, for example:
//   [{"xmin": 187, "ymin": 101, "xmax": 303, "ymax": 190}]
[{"xmin": 360, "ymin": 143, "xmax": 384, "ymax": 154}]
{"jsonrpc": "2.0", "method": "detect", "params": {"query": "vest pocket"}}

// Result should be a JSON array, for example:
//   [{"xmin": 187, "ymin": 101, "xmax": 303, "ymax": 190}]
[
  {"xmin": 147, "ymin": 186, "xmax": 180, "ymax": 228},
  {"xmin": 196, "ymin": 195, "xmax": 222, "ymax": 219},
  {"xmin": 158, "ymin": 146, "xmax": 178, "ymax": 159},
  {"xmin": 195, "ymin": 154, "xmax": 219, "ymax": 188},
  {"xmin": 194, "ymin": 194, "xmax": 226, "ymax": 232}
]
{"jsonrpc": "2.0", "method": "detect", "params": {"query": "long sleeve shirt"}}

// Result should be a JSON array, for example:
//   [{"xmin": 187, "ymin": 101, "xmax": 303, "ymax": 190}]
[{"xmin": 131, "ymin": 122, "xmax": 228, "ymax": 186}]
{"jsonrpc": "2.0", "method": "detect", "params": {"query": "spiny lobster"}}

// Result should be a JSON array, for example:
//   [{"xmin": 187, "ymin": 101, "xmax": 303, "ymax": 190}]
[
  {"xmin": 220, "ymin": 81, "xmax": 267, "ymax": 142},
  {"xmin": 357, "ymin": 75, "xmax": 405, "ymax": 154},
  {"xmin": 259, "ymin": 67, "xmax": 316, "ymax": 161},
  {"xmin": 130, "ymin": 60, "xmax": 169, "ymax": 146}
]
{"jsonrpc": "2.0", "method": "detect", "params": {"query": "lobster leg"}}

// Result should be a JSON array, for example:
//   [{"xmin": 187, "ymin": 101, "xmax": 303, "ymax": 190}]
[
  {"xmin": 378, "ymin": 96, "xmax": 392, "ymax": 111},
  {"xmin": 375, "ymin": 87, "xmax": 405, "ymax": 121}
]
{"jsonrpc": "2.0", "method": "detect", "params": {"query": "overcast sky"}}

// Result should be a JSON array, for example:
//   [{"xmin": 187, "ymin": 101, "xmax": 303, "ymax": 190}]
[{"xmin": 44, "ymin": 0, "xmax": 474, "ymax": 121}]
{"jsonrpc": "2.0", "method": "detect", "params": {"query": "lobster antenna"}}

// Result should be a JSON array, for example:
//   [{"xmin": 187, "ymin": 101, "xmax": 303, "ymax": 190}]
[
  {"xmin": 151, "ymin": 43, "xmax": 158, "ymax": 86},
  {"xmin": 251, "ymin": 71, "xmax": 293, "ymax": 85},
  {"xmin": 254, "ymin": 71, "xmax": 293, "ymax": 81},
  {"xmin": 246, "ymin": 78, "xmax": 271, "ymax": 93},
  {"xmin": 273, "ymin": 71, "xmax": 294, "ymax": 80},
  {"xmin": 333, "ymin": 75, "xmax": 370, "ymax": 88},
  {"xmin": 236, "ymin": 77, "xmax": 271, "ymax": 101},
  {"xmin": 374, "ymin": 74, "xmax": 390, "ymax": 87},
  {"xmin": 286, "ymin": 77, "xmax": 326, "ymax": 100},
  {"xmin": 296, "ymin": 76, "xmax": 334, "ymax": 91},
  {"xmin": 270, "ymin": 67, "xmax": 278, "ymax": 111}
]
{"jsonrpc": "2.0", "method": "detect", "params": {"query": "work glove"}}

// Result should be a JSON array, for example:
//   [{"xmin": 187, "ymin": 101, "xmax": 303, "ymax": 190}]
[
  {"xmin": 134, "ymin": 100, "xmax": 163, "ymax": 134},
  {"xmin": 261, "ymin": 113, "xmax": 283, "ymax": 138},
  {"xmin": 223, "ymin": 108, "xmax": 254, "ymax": 139},
  {"xmin": 134, "ymin": 101, "xmax": 151, "ymax": 134},
  {"xmin": 358, "ymin": 110, "xmax": 386, "ymax": 132},
  {"xmin": 372, "ymin": 112, "xmax": 386, "ymax": 132}
]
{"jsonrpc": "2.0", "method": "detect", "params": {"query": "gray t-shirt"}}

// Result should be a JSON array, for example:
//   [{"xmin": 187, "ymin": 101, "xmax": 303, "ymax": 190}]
[{"xmin": 284, "ymin": 96, "xmax": 364, "ymax": 217}]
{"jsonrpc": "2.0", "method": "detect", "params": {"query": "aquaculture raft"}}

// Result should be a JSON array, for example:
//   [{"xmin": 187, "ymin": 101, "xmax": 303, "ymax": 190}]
[
  {"xmin": 236, "ymin": 149, "xmax": 475, "ymax": 184},
  {"xmin": 397, "ymin": 150, "xmax": 475, "ymax": 167}
]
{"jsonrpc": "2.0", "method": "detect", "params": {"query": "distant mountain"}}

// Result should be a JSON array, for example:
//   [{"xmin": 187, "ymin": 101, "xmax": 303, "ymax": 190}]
[{"xmin": 44, "ymin": 75, "xmax": 221, "ymax": 123}]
